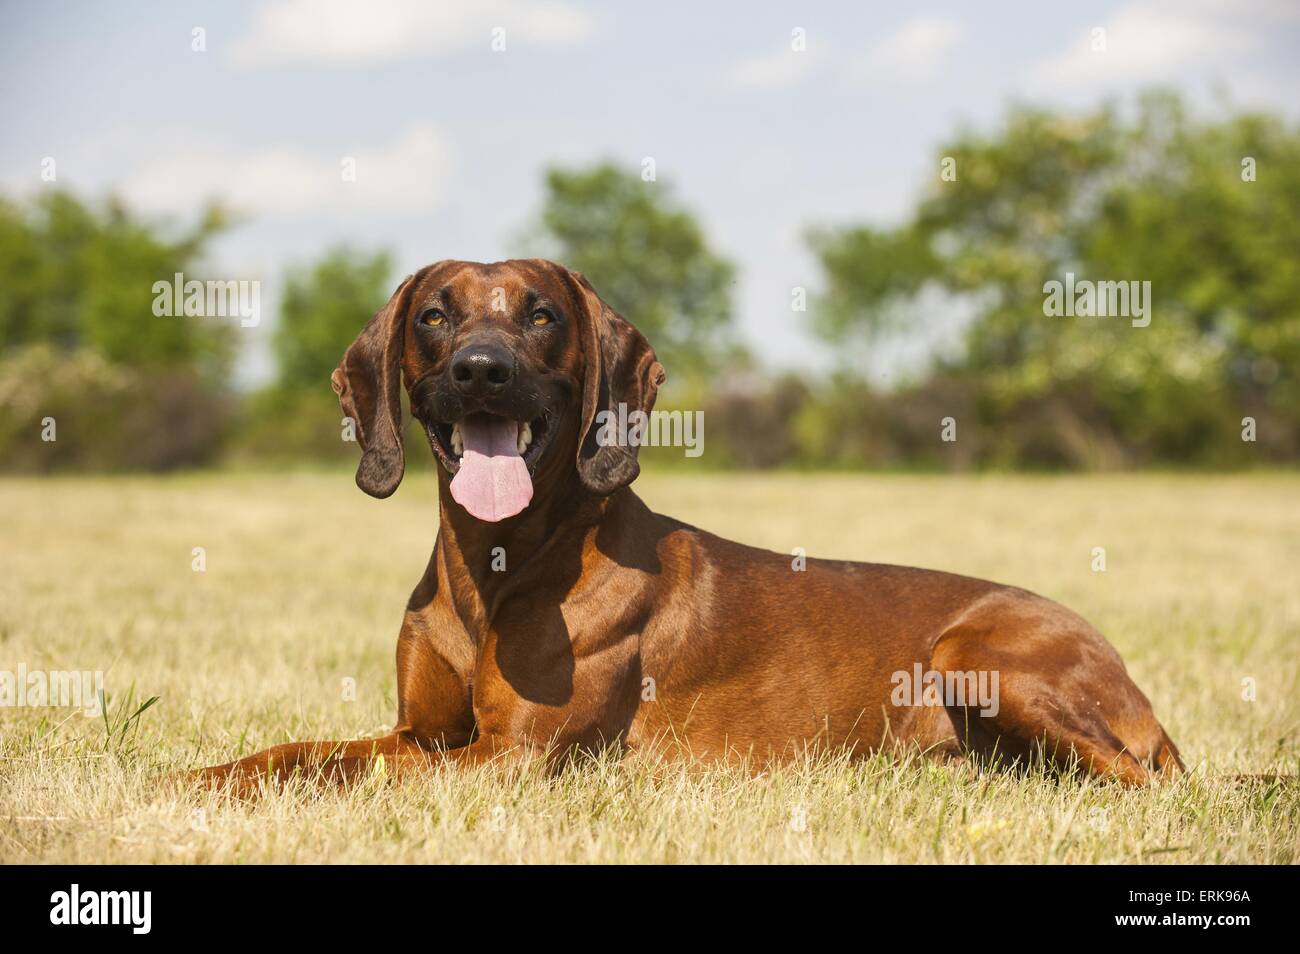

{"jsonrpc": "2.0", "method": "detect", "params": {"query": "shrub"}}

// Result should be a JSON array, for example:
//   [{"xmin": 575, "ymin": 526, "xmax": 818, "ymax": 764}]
[{"xmin": 0, "ymin": 344, "xmax": 230, "ymax": 472}]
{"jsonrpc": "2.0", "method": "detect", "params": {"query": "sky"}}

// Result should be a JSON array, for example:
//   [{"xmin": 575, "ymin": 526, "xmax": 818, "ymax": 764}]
[{"xmin": 2, "ymin": 0, "xmax": 1298, "ymax": 387}]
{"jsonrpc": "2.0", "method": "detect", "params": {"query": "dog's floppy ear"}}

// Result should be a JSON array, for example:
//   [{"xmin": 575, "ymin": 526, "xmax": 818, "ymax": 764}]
[
  {"xmin": 330, "ymin": 272, "xmax": 422, "ymax": 498},
  {"xmin": 564, "ymin": 269, "xmax": 667, "ymax": 496}
]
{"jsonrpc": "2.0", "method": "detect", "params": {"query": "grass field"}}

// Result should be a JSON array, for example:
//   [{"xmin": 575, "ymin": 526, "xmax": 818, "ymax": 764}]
[{"xmin": 1, "ymin": 471, "xmax": 1297, "ymax": 864}]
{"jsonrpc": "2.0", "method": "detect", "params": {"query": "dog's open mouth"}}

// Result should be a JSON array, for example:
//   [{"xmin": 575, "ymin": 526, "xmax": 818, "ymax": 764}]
[{"xmin": 426, "ymin": 412, "xmax": 551, "ymax": 522}]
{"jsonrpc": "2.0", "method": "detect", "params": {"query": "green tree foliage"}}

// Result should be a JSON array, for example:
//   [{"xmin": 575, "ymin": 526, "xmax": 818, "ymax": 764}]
[
  {"xmin": 529, "ymin": 163, "xmax": 737, "ymax": 378},
  {"xmin": 235, "ymin": 246, "xmax": 407, "ymax": 463},
  {"xmin": 0, "ymin": 191, "xmax": 234, "ymax": 471},
  {"xmin": 0, "ymin": 191, "xmax": 235, "ymax": 380},
  {"xmin": 272, "ymin": 246, "xmax": 393, "ymax": 395},
  {"xmin": 808, "ymin": 92, "xmax": 1300, "ymax": 466}
]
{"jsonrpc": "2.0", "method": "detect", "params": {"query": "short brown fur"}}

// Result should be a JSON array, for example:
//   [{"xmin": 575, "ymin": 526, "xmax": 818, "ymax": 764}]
[{"xmin": 195, "ymin": 259, "xmax": 1182, "ymax": 794}]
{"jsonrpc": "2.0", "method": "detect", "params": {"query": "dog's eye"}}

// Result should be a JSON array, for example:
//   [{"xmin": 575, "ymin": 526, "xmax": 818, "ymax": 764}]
[
  {"xmin": 419, "ymin": 309, "xmax": 446, "ymax": 327},
  {"xmin": 530, "ymin": 309, "xmax": 554, "ymax": 326}
]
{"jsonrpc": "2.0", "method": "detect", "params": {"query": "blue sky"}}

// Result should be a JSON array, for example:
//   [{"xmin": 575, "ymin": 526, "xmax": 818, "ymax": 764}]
[{"xmin": 3, "ymin": 0, "xmax": 1297, "ymax": 386}]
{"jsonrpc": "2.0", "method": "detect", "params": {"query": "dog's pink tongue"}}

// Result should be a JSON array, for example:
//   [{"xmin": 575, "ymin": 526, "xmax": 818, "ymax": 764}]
[{"xmin": 450, "ymin": 417, "xmax": 533, "ymax": 522}]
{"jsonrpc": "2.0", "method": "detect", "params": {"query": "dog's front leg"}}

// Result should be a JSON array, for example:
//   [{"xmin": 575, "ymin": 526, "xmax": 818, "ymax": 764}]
[
  {"xmin": 184, "ymin": 730, "xmax": 546, "ymax": 796},
  {"xmin": 186, "ymin": 732, "xmax": 444, "ymax": 797}
]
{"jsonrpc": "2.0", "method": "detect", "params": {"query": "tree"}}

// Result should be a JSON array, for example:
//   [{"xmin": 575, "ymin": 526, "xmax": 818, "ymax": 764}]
[
  {"xmin": 272, "ymin": 246, "xmax": 393, "ymax": 395},
  {"xmin": 0, "ymin": 191, "xmax": 234, "ymax": 471},
  {"xmin": 527, "ymin": 163, "xmax": 737, "ymax": 378},
  {"xmin": 231, "ymin": 246, "xmax": 401, "ymax": 463},
  {"xmin": 0, "ymin": 191, "xmax": 234, "ymax": 381},
  {"xmin": 808, "ymin": 91, "xmax": 1300, "ymax": 465}
]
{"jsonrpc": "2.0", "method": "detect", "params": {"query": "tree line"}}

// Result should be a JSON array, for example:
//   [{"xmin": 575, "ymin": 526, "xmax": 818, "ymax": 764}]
[{"xmin": 1, "ymin": 91, "xmax": 1296, "ymax": 472}]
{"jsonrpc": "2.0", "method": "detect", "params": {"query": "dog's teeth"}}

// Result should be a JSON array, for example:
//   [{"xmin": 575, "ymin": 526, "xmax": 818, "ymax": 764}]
[
  {"xmin": 450, "ymin": 423, "xmax": 463, "ymax": 457},
  {"xmin": 517, "ymin": 422, "xmax": 532, "ymax": 454}
]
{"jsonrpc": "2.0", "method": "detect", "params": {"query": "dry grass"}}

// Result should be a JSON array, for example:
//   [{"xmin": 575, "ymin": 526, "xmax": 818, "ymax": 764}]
[{"xmin": 1, "ymin": 470, "xmax": 1297, "ymax": 863}]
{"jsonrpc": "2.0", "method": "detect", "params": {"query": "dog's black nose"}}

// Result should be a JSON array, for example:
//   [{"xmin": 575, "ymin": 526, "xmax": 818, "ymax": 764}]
[{"xmin": 451, "ymin": 344, "xmax": 515, "ymax": 395}]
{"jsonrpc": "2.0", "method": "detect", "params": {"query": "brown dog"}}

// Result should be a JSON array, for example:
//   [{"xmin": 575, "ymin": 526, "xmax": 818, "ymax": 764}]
[{"xmin": 195, "ymin": 258, "xmax": 1182, "ymax": 793}]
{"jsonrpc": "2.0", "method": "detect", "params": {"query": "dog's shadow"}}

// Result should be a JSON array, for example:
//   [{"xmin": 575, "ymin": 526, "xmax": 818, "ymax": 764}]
[{"xmin": 491, "ymin": 494, "xmax": 667, "ymax": 731}]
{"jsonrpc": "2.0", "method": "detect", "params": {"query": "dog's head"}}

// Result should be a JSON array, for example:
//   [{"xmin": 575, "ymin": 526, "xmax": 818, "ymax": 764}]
[{"xmin": 331, "ymin": 259, "xmax": 665, "ymax": 520}]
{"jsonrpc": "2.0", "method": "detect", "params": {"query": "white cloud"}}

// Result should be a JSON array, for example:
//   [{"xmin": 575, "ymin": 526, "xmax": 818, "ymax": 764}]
[
  {"xmin": 1022, "ymin": 0, "xmax": 1300, "ymax": 101},
  {"xmin": 120, "ymin": 125, "xmax": 452, "ymax": 218},
  {"xmin": 722, "ymin": 18, "xmax": 965, "ymax": 93},
  {"xmin": 847, "ymin": 16, "xmax": 963, "ymax": 86},
  {"xmin": 231, "ymin": 0, "xmax": 597, "ymax": 67},
  {"xmin": 721, "ymin": 43, "xmax": 819, "ymax": 92}
]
